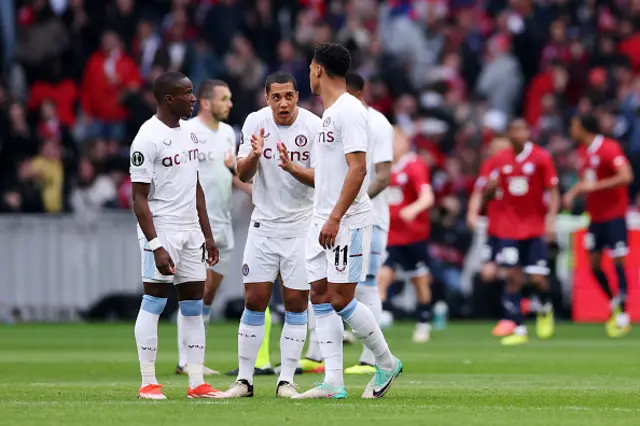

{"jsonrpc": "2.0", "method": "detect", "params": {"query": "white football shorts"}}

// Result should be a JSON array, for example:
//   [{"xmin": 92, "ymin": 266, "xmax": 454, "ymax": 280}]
[
  {"xmin": 242, "ymin": 230, "xmax": 308, "ymax": 290},
  {"xmin": 305, "ymin": 218, "xmax": 372, "ymax": 284},
  {"xmin": 209, "ymin": 223, "xmax": 234, "ymax": 277},
  {"xmin": 139, "ymin": 229, "xmax": 207, "ymax": 285}
]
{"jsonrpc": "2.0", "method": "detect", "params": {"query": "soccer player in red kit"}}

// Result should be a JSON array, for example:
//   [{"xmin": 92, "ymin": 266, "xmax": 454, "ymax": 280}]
[
  {"xmin": 378, "ymin": 127, "xmax": 435, "ymax": 343},
  {"xmin": 564, "ymin": 115, "xmax": 633, "ymax": 337},
  {"xmin": 467, "ymin": 137, "xmax": 513, "ymax": 336},
  {"xmin": 484, "ymin": 119, "xmax": 559, "ymax": 346}
]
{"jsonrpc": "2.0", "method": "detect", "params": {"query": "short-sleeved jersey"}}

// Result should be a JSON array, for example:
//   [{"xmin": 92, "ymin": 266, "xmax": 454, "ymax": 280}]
[
  {"xmin": 387, "ymin": 153, "xmax": 431, "ymax": 246},
  {"xmin": 238, "ymin": 106, "xmax": 321, "ymax": 237},
  {"xmin": 314, "ymin": 93, "xmax": 372, "ymax": 226},
  {"xmin": 129, "ymin": 116, "xmax": 200, "ymax": 235},
  {"xmin": 367, "ymin": 107, "xmax": 394, "ymax": 231},
  {"xmin": 475, "ymin": 154, "xmax": 506, "ymax": 238},
  {"xmin": 490, "ymin": 142, "xmax": 558, "ymax": 240},
  {"xmin": 578, "ymin": 135, "xmax": 629, "ymax": 223},
  {"xmin": 182, "ymin": 117, "xmax": 236, "ymax": 227}
]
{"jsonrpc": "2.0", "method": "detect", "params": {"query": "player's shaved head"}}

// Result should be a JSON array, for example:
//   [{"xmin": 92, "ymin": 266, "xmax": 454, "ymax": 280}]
[
  {"xmin": 153, "ymin": 71, "xmax": 189, "ymax": 104},
  {"xmin": 196, "ymin": 79, "xmax": 228, "ymax": 101},
  {"xmin": 265, "ymin": 71, "xmax": 298, "ymax": 94}
]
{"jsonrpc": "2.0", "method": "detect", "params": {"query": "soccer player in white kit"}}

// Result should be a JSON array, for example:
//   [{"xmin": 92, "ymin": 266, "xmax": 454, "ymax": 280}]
[
  {"xmin": 214, "ymin": 71, "xmax": 321, "ymax": 399},
  {"xmin": 343, "ymin": 71, "xmax": 394, "ymax": 375},
  {"xmin": 130, "ymin": 72, "xmax": 220, "ymax": 400},
  {"xmin": 294, "ymin": 43, "xmax": 402, "ymax": 400},
  {"xmin": 176, "ymin": 80, "xmax": 250, "ymax": 376}
]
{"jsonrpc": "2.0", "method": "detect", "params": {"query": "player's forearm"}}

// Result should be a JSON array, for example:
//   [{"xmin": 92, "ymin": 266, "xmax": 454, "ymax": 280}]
[
  {"xmin": 591, "ymin": 174, "xmax": 633, "ymax": 192},
  {"xmin": 467, "ymin": 190, "xmax": 482, "ymax": 218},
  {"xmin": 288, "ymin": 164, "xmax": 315, "ymax": 187},
  {"xmin": 237, "ymin": 154, "xmax": 260, "ymax": 183},
  {"xmin": 330, "ymin": 162, "xmax": 367, "ymax": 221},
  {"xmin": 409, "ymin": 188, "xmax": 434, "ymax": 214},
  {"xmin": 546, "ymin": 186, "xmax": 560, "ymax": 217},
  {"xmin": 196, "ymin": 181, "xmax": 214, "ymax": 241},
  {"xmin": 132, "ymin": 186, "xmax": 157, "ymax": 242},
  {"xmin": 367, "ymin": 162, "xmax": 391, "ymax": 199}
]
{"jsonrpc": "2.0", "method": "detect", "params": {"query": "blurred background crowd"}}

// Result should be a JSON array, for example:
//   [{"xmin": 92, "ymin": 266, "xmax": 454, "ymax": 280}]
[{"xmin": 2, "ymin": 0, "xmax": 640, "ymax": 318}]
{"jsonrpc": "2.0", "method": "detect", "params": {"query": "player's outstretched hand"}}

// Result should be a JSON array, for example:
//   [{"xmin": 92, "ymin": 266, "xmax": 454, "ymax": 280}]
[
  {"xmin": 277, "ymin": 142, "xmax": 293, "ymax": 172},
  {"xmin": 154, "ymin": 247, "xmax": 175, "ymax": 276},
  {"xmin": 399, "ymin": 205, "xmax": 418, "ymax": 223},
  {"xmin": 251, "ymin": 128, "xmax": 265, "ymax": 157},
  {"xmin": 206, "ymin": 237, "xmax": 219, "ymax": 267},
  {"xmin": 319, "ymin": 217, "xmax": 339, "ymax": 249}
]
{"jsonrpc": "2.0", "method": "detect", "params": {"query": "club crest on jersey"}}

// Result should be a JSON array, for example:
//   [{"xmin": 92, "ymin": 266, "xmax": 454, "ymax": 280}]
[
  {"xmin": 162, "ymin": 138, "xmax": 172, "ymax": 146},
  {"xmin": 242, "ymin": 264, "xmax": 250, "ymax": 276},
  {"xmin": 522, "ymin": 162, "xmax": 535, "ymax": 175},
  {"xmin": 191, "ymin": 132, "xmax": 199, "ymax": 144},
  {"xmin": 295, "ymin": 135, "xmax": 308, "ymax": 147},
  {"xmin": 397, "ymin": 173, "xmax": 408, "ymax": 185},
  {"xmin": 131, "ymin": 151, "xmax": 144, "ymax": 166},
  {"xmin": 323, "ymin": 117, "xmax": 331, "ymax": 127},
  {"xmin": 503, "ymin": 165, "xmax": 513, "ymax": 174},
  {"xmin": 590, "ymin": 156, "xmax": 600, "ymax": 167}
]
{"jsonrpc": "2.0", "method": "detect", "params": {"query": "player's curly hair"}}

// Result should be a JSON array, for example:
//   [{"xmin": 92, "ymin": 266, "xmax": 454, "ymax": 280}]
[{"xmin": 313, "ymin": 43, "xmax": 351, "ymax": 78}]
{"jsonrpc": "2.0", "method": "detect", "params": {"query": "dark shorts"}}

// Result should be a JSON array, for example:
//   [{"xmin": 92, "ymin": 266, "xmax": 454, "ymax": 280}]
[
  {"xmin": 586, "ymin": 217, "xmax": 628, "ymax": 258},
  {"xmin": 383, "ymin": 240, "xmax": 430, "ymax": 278},
  {"xmin": 481, "ymin": 236, "xmax": 502, "ymax": 264},
  {"xmin": 497, "ymin": 237, "xmax": 549, "ymax": 276}
]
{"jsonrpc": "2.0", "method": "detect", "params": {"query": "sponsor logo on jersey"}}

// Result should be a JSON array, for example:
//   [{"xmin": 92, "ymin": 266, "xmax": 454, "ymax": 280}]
[
  {"xmin": 162, "ymin": 138, "xmax": 172, "ymax": 146},
  {"xmin": 162, "ymin": 149, "xmax": 199, "ymax": 167}
]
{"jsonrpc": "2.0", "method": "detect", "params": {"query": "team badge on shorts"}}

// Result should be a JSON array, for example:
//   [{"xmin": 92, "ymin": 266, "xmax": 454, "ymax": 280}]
[
  {"xmin": 242, "ymin": 263, "xmax": 250, "ymax": 276},
  {"xmin": 295, "ymin": 135, "xmax": 308, "ymax": 147}
]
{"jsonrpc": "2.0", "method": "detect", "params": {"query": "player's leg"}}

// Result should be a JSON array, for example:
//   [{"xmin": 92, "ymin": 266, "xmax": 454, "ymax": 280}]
[
  {"xmin": 378, "ymin": 246, "xmax": 400, "ymax": 326},
  {"xmin": 277, "ymin": 237, "xmax": 310, "ymax": 397},
  {"xmin": 295, "ymin": 220, "xmax": 347, "ymax": 399},
  {"xmin": 483, "ymin": 237, "xmax": 516, "ymax": 336},
  {"xmin": 606, "ymin": 218, "xmax": 631, "ymax": 336},
  {"xmin": 498, "ymin": 240, "xmax": 528, "ymax": 345},
  {"xmin": 585, "ymin": 224, "xmax": 615, "ymax": 303},
  {"xmin": 216, "ymin": 234, "xmax": 278, "ymax": 398},
  {"xmin": 174, "ymin": 230, "xmax": 219, "ymax": 398},
  {"xmin": 522, "ymin": 238, "xmax": 554, "ymax": 339},
  {"xmin": 403, "ymin": 240, "xmax": 432, "ymax": 343},
  {"xmin": 135, "ymin": 233, "xmax": 177, "ymax": 400},
  {"xmin": 346, "ymin": 225, "xmax": 386, "ymax": 374},
  {"xmin": 300, "ymin": 301, "xmax": 323, "ymax": 372},
  {"xmin": 176, "ymin": 267, "xmax": 224, "ymax": 376}
]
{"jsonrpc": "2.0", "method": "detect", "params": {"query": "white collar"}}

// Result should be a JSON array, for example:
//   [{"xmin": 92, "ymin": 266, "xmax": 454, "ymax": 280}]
[
  {"xmin": 515, "ymin": 141, "xmax": 533, "ymax": 163},
  {"xmin": 587, "ymin": 135, "xmax": 604, "ymax": 154}
]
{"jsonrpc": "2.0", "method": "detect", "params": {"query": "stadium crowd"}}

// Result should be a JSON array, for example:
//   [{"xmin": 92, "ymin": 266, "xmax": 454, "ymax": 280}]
[{"xmin": 1, "ymin": 0, "xmax": 640, "ymax": 312}]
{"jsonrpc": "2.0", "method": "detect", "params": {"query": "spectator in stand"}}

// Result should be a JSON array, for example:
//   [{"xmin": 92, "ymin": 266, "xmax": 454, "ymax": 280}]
[{"xmin": 80, "ymin": 30, "xmax": 141, "ymax": 144}]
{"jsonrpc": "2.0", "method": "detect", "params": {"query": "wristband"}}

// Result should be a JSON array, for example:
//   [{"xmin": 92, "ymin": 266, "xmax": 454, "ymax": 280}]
[{"xmin": 148, "ymin": 238, "xmax": 162, "ymax": 251}]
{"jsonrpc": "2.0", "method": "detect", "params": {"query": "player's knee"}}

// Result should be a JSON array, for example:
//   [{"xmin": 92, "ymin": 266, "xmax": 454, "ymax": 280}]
[
  {"xmin": 179, "ymin": 299, "xmax": 203, "ymax": 316},
  {"xmin": 282, "ymin": 290, "xmax": 309, "ymax": 313},
  {"xmin": 141, "ymin": 295, "xmax": 167, "ymax": 315},
  {"xmin": 330, "ymin": 293, "xmax": 350, "ymax": 312},
  {"xmin": 310, "ymin": 283, "xmax": 330, "ymax": 305},
  {"xmin": 244, "ymin": 289, "xmax": 270, "ymax": 312}
]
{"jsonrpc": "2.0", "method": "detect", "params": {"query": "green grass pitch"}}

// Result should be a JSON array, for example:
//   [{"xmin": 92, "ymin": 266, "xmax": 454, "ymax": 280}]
[{"xmin": 0, "ymin": 322, "xmax": 638, "ymax": 426}]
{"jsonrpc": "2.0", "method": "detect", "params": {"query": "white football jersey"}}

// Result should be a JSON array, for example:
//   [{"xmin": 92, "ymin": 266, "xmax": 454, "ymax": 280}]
[
  {"xmin": 182, "ymin": 117, "xmax": 236, "ymax": 227},
  {"xmin": 367, "ymin": 107, "xmax": 393, "ymax": 231},
  {"xmin": 238, "ymin": 106, "xmax": 321, "ymax": 237},
  {"xmin": 129, "ymin": 116, "xmax": 200, "ymax": 235},
  {"xmin": 314, "ymin": 93, "xmax": 371, "ymax": 226}
]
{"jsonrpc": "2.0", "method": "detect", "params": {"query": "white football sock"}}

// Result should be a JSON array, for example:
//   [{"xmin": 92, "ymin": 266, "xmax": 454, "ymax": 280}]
[
  {"xmin": 177, "ymin": 312, "xmax": 187, "ymax": 368},
  {"xmin": 179, "ymin": 300, "xmax": 206, "ymax": 389},
  {"xmin": 278, "ymin": 311, "xmax": 307, "ymax": 384},
  {"xmin": 313, "ymin": 304, "xmax": 344, "ymax": 387},
  {"xmin": 355, "ymin": 283, "xmax": 382, "ymax": 366},
  {"xmin": 237, "ymin": 309, "xmax": 266, "ymax": 385},
  {"xmin": 338, "ymin": 299, "xmax": 394, "ymax": 370},
  {"xmin": 135, "ymin": 295, "xmax": 166, "ymax": 387},
  {"xmin": 305, "ymin": 304, "xmax": 321, "ymax": 360}
]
